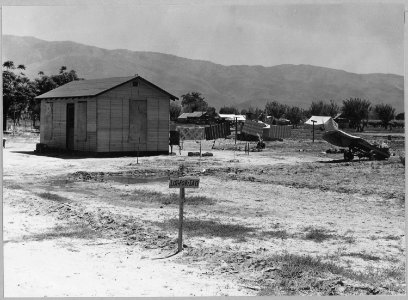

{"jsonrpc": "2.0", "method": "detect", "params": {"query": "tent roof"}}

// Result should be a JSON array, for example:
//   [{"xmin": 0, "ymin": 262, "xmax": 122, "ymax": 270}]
[{"xmin": 305, "ymin": 116, "xmax": 332, "ymax": 125}]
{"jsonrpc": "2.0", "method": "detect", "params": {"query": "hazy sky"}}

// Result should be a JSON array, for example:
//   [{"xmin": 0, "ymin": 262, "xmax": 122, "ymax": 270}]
[{"xmin": 2, "ymin": 2, "xmax": 405, "ymax": 75}]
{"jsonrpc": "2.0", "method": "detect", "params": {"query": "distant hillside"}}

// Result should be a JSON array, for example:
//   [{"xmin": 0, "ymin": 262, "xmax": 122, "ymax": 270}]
[{"xmin": 2, "ymin": 35, "xmax": 404, "ymax": 112}]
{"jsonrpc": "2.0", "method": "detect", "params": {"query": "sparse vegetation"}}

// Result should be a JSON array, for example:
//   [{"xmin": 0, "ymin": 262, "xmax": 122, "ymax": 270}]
[
  {"xmin": 261, "ymin": 230, "xmax": 290, "ymax": 239},
  {"xmin": 4, "ymin": 128, "xmax": 405, "ymax": 296},
  {"xmin": 304, "ymin": 227, "xmax": 333, "ymax": 242},
  {"xmin": 127, "ymin": 189, "xmax": 216, "ymax": 206},
  {"xmin": 37, "ymin": 192, "xmax": 70, "ymax": 202},
  {"xmin": 23, "ymin": 224, "xmax": 100, "ymax": 241},
  {"xmin": 156, "ymin": 218, "xmax": 256, "ymax": 238},
  {"xmin": 343, "ymin": 252, "xmax": 381, "ymax": 261},
  {"xmin": 257, "ymin": 253, "xmax": 405, "ymax": 295}
]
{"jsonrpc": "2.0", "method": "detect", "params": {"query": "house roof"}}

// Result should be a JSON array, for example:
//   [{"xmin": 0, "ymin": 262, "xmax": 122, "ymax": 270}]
[
  {"xmin": 178, "ymin": 111, "xmax": 207, "ymax": 119},
  {"xmin": 35, "ymin": 75, "xmax": 179, "ymax": 100}
]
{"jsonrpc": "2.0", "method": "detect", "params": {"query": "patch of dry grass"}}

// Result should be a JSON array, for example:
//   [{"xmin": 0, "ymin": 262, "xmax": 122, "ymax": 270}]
[
  {"xmin": 303, "ymin": 227, "xmax": 333, "ymax": 242},
  {"xmin": 257, "ymin": 253, "xmax": 404, "ymax": 295},
  {"xmin": 261, "ymin": 230, "xmax": 290, "ymax": 239},
  {"xmin": 155, "ymin": 218, "xmax": 256, "ymax": 238},
  {"xmin": 343, "ymin": 252, "xmax": 381, "ymax": 261},
  {"xmin": 37, "ymin": 192, "xmax": 70, "ymax": 202},
  {"xmin": 23, "ymin": 224, "xmax": 100, "ymax": 241},
  {"xmin": 128, "ymin": 189, "xmax": 216, "ymax": 206}
]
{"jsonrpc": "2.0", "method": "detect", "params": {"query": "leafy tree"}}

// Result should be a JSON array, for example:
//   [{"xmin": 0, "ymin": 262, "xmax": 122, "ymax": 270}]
[
  {"xmin": 265, "ymin": 101, "xmax": 288, "ymax": 119},
  {"xmin": 325, "ymin": 100, "xmax": 340, "ymax": 117},
  {"xmin": 395, "ymin": 112, "xmax": 404, "ymax": 120},
  {"xmin": 206, "ymin": 106, "xmax": 217, "ymax": 118},
  {"xmin": 286, "ymin": 106, "xmax": 304, "ymax": 128},
  {"xmin": 374, "ymin": 104, "xmax": 395, "ymax": 129},
  {"xmin": 254, "ymin": 107, "xmax": 265, "ymax": 121},
  {"xmin": 169, "ymin": 100, "xmax": 182, "ymax": 121},
  {"xmin": 309, "ymin": 100, "xmax": 339, "ymax": 117},
  {"xmin": 2, "ymin": 61, "xmax": 36, "ymax": 129},
  {"xmin": 309, "ymin": 101, "xmax": 324, "ymax": 116},
  {"xmin": 342, "ymin": 98, "xmax": 371, "ymax": 131},
  {"xmin": 3, "ymin": 64, "xmax": 83, "ymax": 130},
  {"xmin": 180, "ymin": 92, "xmax": 208, "ymax": 113},
  {"xmin": 219, "ymin": 106, "xmax": 239, "ymax": 114}
]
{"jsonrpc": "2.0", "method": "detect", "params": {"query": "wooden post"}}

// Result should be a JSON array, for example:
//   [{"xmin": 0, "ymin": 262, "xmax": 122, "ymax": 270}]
[
  {"xmin": 137, "ymin": 137, "xmax": 140, "ymax": 163},
  {"xmin": 178, "ymin": 187, "xmax": 185, "ymax": 252},
  {"xmin": 311, "ymin": 120, "xmax": 316, "ymax": 143},
  {"xmin": 235, "ymin": 117, "xmax": 238, "ymax": 145}
]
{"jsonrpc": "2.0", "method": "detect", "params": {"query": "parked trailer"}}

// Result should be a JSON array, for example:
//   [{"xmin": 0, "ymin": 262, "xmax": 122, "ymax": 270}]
[{"xmin": 322, "ymin": 130, "xmax": 390, "ymax": 161}]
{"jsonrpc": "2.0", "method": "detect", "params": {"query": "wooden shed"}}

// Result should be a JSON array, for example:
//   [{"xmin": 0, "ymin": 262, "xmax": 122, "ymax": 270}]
[{"xmin": 36, "ymin": 75, "xmax": 178, "ymax": 154}]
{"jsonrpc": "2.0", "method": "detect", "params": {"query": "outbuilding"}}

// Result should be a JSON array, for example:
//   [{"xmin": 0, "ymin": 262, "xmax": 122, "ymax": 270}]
[{"xmin": 36, "ymin": 75, "xmax": 178, "ymax": 154}]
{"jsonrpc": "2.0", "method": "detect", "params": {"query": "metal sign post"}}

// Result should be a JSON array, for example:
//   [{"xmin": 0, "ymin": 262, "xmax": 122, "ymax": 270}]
[{"xmin": 169, "ymin": 177, "xmax": 200, "ymax": 252}]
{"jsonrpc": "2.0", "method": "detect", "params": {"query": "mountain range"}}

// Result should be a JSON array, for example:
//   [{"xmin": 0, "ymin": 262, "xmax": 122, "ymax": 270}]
[{"xmin": 2, "ymin": 35, "xmax": 404, "ymax": 113}]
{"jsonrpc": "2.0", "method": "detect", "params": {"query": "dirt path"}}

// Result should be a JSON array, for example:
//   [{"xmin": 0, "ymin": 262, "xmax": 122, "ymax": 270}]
[
  {"xmin": 3, "ymin": 188, "xmax": 252, "ymax": 297},
  {"xmin": 3, "ymin": 140, "xmax": 256, "ymax": 297},
  {"xmin": 2, "ymin": 137, "xmax": 405, "ymax": 296}
]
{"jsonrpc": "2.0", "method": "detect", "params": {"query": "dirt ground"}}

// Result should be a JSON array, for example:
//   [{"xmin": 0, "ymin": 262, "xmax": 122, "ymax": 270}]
[{"xmin": 2, "ymin": 129, "xmax": 406, "ymax": 296}]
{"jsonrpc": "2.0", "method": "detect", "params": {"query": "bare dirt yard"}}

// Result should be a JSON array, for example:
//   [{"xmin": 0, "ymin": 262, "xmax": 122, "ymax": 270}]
[{"xmin": 2, "ymin": 129, "xmax": 405, "ymax": 296}]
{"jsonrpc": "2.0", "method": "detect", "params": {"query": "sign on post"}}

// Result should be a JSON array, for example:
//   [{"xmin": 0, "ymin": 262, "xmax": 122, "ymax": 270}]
[
  {"xmin": 169, "ymin": 177, "xmax": 200, "ymax": 252},
  {"xmin": 169, "ymin": 177, "xmax": 200, "ymax": 189}
]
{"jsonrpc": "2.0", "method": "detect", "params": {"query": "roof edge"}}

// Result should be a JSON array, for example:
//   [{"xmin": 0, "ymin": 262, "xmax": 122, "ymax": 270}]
[{"xmin": 35, "ymin": 75, "xmax": 179, "ymax": 100}]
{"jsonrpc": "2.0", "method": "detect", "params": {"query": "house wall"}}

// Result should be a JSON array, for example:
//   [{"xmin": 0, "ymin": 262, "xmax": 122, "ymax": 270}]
[
  {"xmin": 40, "ymin": 97, "xmax": 97, "ymax": 151},
  {"xmin": 40, "ymin": 79, "xmax": 171, "ymax": 153},
  {"xmin": 95, "ymin": 79, "xmax": 170, "ymax": 153}
]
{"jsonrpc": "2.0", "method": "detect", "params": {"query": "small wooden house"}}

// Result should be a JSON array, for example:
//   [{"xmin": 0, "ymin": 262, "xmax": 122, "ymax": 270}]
[{"xmin": 36, "ymin": 75, "xmax": 178, "ymax": 154}]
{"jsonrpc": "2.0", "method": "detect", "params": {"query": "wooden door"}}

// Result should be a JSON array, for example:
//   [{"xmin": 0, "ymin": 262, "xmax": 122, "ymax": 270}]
[
  {"xmin": 66, "ymin": 103, "xmax": 75, "ymax": 150},
  {"xmin": 129, "ymin": 100, "xmax": 147, "ymax": 143}
]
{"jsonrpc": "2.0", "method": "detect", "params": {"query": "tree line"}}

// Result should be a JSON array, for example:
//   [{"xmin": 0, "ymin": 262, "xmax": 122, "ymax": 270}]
[
  {"xmin": 4, "ymin": 62, "xmax": 401, "ymax": 132},
  {"xmin": 171, "ymin": 92, "xmax": 402, "ymax": 131},
  {"xmin": 2, "ymin": 61, "xmax": 81, "ymax": 130}
]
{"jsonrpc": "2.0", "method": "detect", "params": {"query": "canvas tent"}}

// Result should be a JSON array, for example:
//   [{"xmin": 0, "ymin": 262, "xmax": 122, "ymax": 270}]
[{"xmin": 305, "ymin": 116, "xmax": 338, "ymax": 131}]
